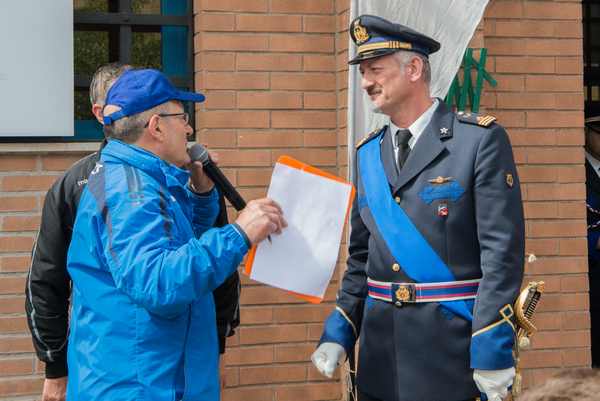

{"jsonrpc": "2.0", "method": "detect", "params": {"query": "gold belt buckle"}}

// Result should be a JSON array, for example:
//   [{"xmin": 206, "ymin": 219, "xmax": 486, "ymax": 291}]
[{"xmin": 394, "ymin": 283, "xmax": 416, "ymax": 306}]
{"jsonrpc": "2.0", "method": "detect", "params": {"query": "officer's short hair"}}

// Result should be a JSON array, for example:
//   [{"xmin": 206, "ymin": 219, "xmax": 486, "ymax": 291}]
[
  {"xmin": 89, "ymin": 63, "xmax": 132, "ymax": 107},
  {"xmin": 103, "ymin": 102, "xmax": 170, "ymax": 144},
  {"xmin": 518, "ymin": 369, "xmax": 600, "ymax": 401},
  {"xmin": 393, "ymin": 51, "xmax": 431, "ymax": 85}
]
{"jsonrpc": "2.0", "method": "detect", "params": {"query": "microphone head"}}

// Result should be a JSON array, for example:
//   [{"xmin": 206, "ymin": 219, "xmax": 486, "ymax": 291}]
[{"xmin": 188, "ymin": 143, "xmax": 210, "ymax": 164}]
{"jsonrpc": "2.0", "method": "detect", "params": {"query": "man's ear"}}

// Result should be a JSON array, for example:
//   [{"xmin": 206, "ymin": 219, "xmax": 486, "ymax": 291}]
[
  {"xmin": 91, "ymin": 104, "xmax": 104, "ymax": 124},
  {"xmin": 146, "ymin": 115, "xmax": 165, "ymax": 141},
  {"xmin": 408, "ymin": 57, "xmax": 423, "ymax": 83}
]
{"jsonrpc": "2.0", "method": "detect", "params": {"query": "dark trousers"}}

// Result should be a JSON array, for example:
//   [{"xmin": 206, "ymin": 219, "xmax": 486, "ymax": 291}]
[{"xmin": 358, "ymin": 389, "xmax": 476, "ymax": 401}]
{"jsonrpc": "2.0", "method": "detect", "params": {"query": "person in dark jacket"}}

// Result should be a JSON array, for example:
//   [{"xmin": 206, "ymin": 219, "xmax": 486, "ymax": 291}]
[
  {"xmin": 585, "ymin": 113, "xmax": 600, "ymax": 368},
  {"xmin": 311, "ymin": 15, "xmax": 524, "ymax": 401},
  {"xmin": 25, "ymin": 63, "xmax": 241, "ymax": 401}
]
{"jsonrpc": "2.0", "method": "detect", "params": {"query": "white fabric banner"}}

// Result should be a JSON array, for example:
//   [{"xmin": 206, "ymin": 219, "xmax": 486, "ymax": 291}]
[{"xmin": 347, "ymin": 0, "xmax": 489, "ymax": 179}]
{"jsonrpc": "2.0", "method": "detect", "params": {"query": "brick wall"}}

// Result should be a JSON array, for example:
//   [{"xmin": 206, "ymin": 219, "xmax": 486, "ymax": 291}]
[
  {"xmin": 194, "ymin": 0, "xmax": 344, "ymax": 400},
  {"xmin": 0, "ymin": 0, "xmax": 589, "ymax": 400},
  {"xmin": 483, "ymin": 0, "xmax": 588, "ymax": 389}
]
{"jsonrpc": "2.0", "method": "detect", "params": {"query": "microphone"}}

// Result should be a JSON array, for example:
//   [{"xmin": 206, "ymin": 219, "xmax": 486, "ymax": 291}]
[{"xmin": 188, "ymin": 144, "xmax": 247, "ymax": 211}]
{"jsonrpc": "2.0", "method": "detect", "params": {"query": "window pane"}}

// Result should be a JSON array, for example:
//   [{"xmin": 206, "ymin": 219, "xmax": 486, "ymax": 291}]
[
  {"xmin": 591, "ymin": 4, "xmax": 600, "ymax": 19},
  {"xmin": 132, "ymin": 32, "xmax": 162, "ymax": 69},
  {"xmin": 74, "ymin": 0, "xmax": 108, "ymax": 12},
  {"xmin": 74, "ymin": 31, "xmax": 109, "ymax": 75},
  {"xmin": 132, "ymin": 0, "xmax": 161, "ymax": 14},
  {"xmin": 75, "ymin": 89, "xmax": 94, "ymax": 120}
]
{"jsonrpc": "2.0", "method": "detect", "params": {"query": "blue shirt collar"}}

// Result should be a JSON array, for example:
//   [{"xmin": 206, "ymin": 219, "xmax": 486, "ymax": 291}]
[{"xmin": 101, "ymin": 139, "xmax": 190, "ymax": 188}]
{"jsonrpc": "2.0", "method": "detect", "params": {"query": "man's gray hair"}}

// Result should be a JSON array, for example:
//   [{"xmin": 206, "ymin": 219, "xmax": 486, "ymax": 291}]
[
  {"xmin": 89, "ymin": 63, "xmax": 132, "ymax": 106},
  {"xmin": 394, "ymin": 51, "xmax": 431, "ymax": 84},
  {"xmin": 103, "ymin": 103, "xmax": 170, "ymax": 144}
]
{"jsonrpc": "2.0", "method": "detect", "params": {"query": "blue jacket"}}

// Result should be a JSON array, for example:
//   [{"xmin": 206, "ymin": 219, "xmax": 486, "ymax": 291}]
[{"xmin": 66, "ymin": 140, "xmax": 248, "ymax": 401}]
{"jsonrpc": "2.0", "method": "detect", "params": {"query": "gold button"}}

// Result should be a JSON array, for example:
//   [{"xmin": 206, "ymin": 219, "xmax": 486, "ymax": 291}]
[
  {"xmin": 392, "ymin": 263, "xmax": 400, "ymax": 272},
  {"xmin": 394, "ymin": 196, "xmax": 401, "ymax": 204}
]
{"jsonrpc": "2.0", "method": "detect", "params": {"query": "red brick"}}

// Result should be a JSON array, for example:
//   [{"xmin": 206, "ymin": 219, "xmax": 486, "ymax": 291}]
[
  {"xmin": 0, "ymin": 196, "xmax": 37, "ymax": 212},
  {"xmin": 558, "ymin": 202, "xmax": 587, "ymax": 219},
  {"xmin": 0, "ymin": 256, "xmax": 31, "ymax": 273},
  {"xmin": 0, "ymin": 156, "xmax": 36, "ymax": 171},
  {"xmin": 304, "ymin": 55, "xmax": 336, "ymax": 72},
  {"xmin": 198, "ymin": 13, "xmax": 235, "ymax": 31},
  {"xmin": 0, "ymin": 358, "xmax": 33, "ymax": 376},
  {"xmin": 523, "ymin": 2, "xmax": 581, "ymax": 20},
  {"xmin": 197, "ymin": 53, "xmax": 235, "ymax": 71},
  {"xmin": 204, "ymin": 72, "xmax": 269, "ymax": 90},
  {"xmin": 241, "ymin": 285, "xmax": 305, "ymax": 305},
  {"xmin": 2, "ymin": 215, "xmax": 41, "ymax": 232},
  {"xmin": 525, "ymin": 238, "xmax": 559, "ymax": 255},
  {"xmin": 274, "ymin": 382, "xmax": 341, "ymax": 401},
  {"xmin": 203, "ymin": 91, "xmax": 236, "ymax": 109},
  {"xmin": 236, "ymin": 14, "xmax": 302, "ymax": 32},
  {"xmin": 239, "ymin": 364, "xmax": 306, "ymax": 385},
  {"xmin": 199, "ymin": 111, "xmax": 270, "ymax": 129},
  {"xmin": 304, "ymin": 131, "xmax": 337, "ymax": 147},
  {"xmin": 275, "ymin": 343, "xmax": 317, "ymax": 363},
  {"xmin": 0, "ymin": 317, "xmax": 28, "ymax": 333},
  {"xmin": 1, "ymin": 175, "xmax": 59, "ymax": 192},
  {"xmin": 199, "ymin": 0, "xmax": 268, "ymax": 12},
  {"xmin": 0, "ymin": 377, "xmax": 43, "ymax": 397},
  {"xmin": 0, "ymin": 296, "xmax": 25, "ymax": 314},
  {"xmin": 223, "ymin": 345, "xmax": 274, "ymax": 366},
  {"xmin": 495, "ymin": 56, "xmax": 555, "ymax": 74},
  {"xmin": 237, "ymin": 53, "xmax": 302, "ymax": 71},
  {"xmin": 271, "ymin": 0, "xmax": 334, "ymax": 14},
  {"xmin": 519, "ymin": 350, "xmax": 562, "ymax": 369},
  {"xmin": 239, "ymin": 306, "xmax": 273, "ymax": 324},
  {"xmin": 536, "ymin": 293, "xmax": 588, "ymax": 313},
  {"xmin": 198, "ymin": 34, "xmax": 269, "ymax": 52},
  {"xmin": 270, "ymin": 34, "xmax": 334, "ymax": 53},
  {"xmin": 525, "ymin": 257, "xmax": 587, "ymax": 275},
  {"xmin": 222, "ymin": 387, "xmax": 274, "ymax": 401},
  {"xmin": 237, "ymin": 130, "xmax": 303, "ymax": 148},
  {"xmin": 556, "ymin": 57, "xmax": 583, "ymax": 75},
  {"xmin": 0, "ymin": 236, "xmax": 34, "ymax": 252},
  {"xmin": 562, "ymin": 312, "xmax": 591, "ymax": 330},
  {"xmin": 239, "ymin": 324, "xmax": 307, "ymax": 345},
  {"xmin": 559, "ymin": 238, "xmax": 587, "ymax": 256},
  {"xmin": 532, "ymin": 330, "xmax": 589, "ymax": 349},
  {"xmin": 486, "ymin": 2, "xmax": 523, "ymax": 19},
  {"xmin": 562, "ymin": 348, "xmax": 590, "ymax": 367},
  {"xmin": 0, "ymin": 336, "xmax": 33, "ymax": 353},
  {"xmin": 528, "ymin": 220, "xmax": 586, "ymax": 238},
  {"xmin": 525, "ymin": 147, "xmax": 583, "ymax": 164},
  {"xmin": 238, "ymin": 92, "xmax": 303, "ymax": 109},
  {"xmin": 196, "ymin": 130, "xmax": 236, "ymax": 149},
  {"xmin": 272, "ymin": 111, "xmax": 336, "ymax": 129},
  {"xmin": 303, "ymin": 15, "xmax": 336, "ymax": 33},
  {"xmin": 217, "ymin": 149, "xmax": 272, "ymax": 167},
  {"xmin": 271, "ymin": 73, "xmax": 336, "ymax": 91},
  {"xmin": 271, "ymin": 148, "xmax": 336, "ymax": 166},
  {"xmin": 560, "ymin": 274, "xmax": 588, "ymax": 292},
  {"xmin": 304, "ymin": 92, "xmax": 336, "ymax": 109},
  {"xmin": 526, "ymin": 75, "xmax": 583, "ymax": 92}
]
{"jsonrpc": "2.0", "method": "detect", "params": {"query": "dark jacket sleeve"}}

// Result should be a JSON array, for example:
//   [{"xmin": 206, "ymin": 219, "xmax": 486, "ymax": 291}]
[
  {"xmin": 25, "ymin": 176, "xmax": 73, "ymax": 379},
  {"xmin": 25, "ymin": 152, "xmax": 98, "ymax": 379},
  {"xmin": 212, "ymin": 194, "xmax": 241, "ymax": 354}
]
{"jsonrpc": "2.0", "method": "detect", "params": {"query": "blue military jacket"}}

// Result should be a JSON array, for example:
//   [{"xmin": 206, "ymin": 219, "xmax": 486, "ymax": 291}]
[{"xmin": 320, "ymin": 101, "xmax": 524, "ymax": 401}]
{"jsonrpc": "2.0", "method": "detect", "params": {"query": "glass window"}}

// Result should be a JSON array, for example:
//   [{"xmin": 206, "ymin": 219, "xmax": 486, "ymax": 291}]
[{"xmin": 1, "ymin": 0, "xmax": 193, "ymax": 143}]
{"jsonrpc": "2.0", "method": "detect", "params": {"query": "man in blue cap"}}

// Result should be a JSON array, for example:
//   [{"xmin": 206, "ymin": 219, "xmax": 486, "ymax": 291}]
[
  {"xmin": 66, "ymin": 68, "xmax": 287, "ymax": 401},
  {"xmin": 312, "ymin": 15, "xmax": 524, "ymax": 401}
]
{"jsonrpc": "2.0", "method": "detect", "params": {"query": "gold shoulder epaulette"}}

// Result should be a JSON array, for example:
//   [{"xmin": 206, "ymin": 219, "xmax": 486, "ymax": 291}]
[
  {"xmin": 356, "ymin": 127, "xmax": 383, "ymax": 149},
  {"xmin": 456, "ymin": 111, "xmax": 497, "ymax": 128}
]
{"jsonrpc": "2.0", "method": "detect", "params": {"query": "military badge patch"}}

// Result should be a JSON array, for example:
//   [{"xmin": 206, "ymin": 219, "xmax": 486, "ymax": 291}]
[
  {"xmin": 506, "ymin": 173, "xmax": 514, "ymax": 188},
  {"xmin": 353, "ymin": 18, "xmax": 370, "ymax": 44},
  {"xmin": 438, "ymin": 202, "xmax": 449, "ymax": 217},
  {"xmin": 419, "ymin": 179, "xmax": 465, "ymax": 204}
]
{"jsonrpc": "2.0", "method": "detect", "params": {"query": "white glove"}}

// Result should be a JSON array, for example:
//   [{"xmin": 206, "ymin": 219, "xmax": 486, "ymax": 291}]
[
  {"xmin": 473, "ymin": 367, "xmax": 515, "ymax": 401},
  {"xmin": 311, "ymin": 342, "xmax": 347, "ymax": 378}
]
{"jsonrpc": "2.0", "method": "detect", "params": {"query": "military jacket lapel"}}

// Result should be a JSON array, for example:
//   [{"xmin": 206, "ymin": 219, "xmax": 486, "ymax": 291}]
[
  {"xmin": 380, "ymin": 125, "xmax": 399, "ymax": 186},
  {"xmin": 392, "ymin": 102, "xmax": 454, "ymax": 193}
]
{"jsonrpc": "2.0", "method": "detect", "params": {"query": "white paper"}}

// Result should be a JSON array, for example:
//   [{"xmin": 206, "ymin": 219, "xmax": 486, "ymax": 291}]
[{"xmin": 249, "ymin": 162, "xmax": 353, "ymax": 299}]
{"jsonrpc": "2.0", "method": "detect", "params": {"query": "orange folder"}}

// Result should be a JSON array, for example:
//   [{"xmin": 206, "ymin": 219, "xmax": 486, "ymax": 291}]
[{"xmin": 244, "ymin": 155, "xmax": 355, "ymax": 304}]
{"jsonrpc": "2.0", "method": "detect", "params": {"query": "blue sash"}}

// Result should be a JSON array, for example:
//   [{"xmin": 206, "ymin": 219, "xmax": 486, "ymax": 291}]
[{"xmin": 358, "ymin": 132, "xmax": 473, "ymax": 321}]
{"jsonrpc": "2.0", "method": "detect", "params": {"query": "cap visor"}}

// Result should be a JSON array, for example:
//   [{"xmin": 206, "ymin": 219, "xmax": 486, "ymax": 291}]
[{"xmin": 174, "ymin": 90, "xmax": 206, "ymax": 103}]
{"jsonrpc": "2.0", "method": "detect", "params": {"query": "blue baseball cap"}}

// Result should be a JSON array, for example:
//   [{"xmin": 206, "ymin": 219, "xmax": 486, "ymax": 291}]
[{"xmin": 103, "ymin": 68, "xmax": 205, "ymax": 125}]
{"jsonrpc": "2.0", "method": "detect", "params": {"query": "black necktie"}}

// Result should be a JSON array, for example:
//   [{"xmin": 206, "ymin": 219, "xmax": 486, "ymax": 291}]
[{"xmin": 395, "ymin": 129, "xmax": 412, "ymax": 169}]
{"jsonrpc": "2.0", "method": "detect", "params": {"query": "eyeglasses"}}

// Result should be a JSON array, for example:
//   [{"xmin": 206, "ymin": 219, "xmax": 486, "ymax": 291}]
[{"xmin": 144, "ymin": 112, "xmax": 190, "ymax": 127}]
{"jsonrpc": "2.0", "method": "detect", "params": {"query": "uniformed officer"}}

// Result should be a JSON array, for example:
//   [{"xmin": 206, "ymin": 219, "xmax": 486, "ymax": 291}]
[
  {"xmin": 311, "ymin": 15, "xmax": 524, "ymax": 401},
  {"xmin": 585, "ymin": 113, "xmax": 600, "ymax": 368}
]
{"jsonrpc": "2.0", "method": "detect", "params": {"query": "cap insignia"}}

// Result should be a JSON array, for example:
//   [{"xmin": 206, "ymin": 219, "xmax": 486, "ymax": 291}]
[{"xmin": 353, "ymin": 19, "xmax": 370, "ymax": 45}]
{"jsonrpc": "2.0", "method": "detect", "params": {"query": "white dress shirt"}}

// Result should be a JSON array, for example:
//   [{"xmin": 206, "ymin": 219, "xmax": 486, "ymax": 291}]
[{"xmin": 389, "ymin": 99, "xmax": 439, "ymax": 165}]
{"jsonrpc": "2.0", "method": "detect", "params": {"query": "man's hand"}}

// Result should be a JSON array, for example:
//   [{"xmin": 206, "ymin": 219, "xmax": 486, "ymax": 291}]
[
  {"xmin": 311, "ymin": 342, "xmax": 346, "ymax": 378},
  {"xmin": 41, "ymin": 377, "xmax": 67, "ymax": 401},
  {"xmin": 235, "ymin": 198, "xmax": 287, "ymax": 245},
  {"xmin": 473, "ymin": 367, "xmax": 515, "ymax": 401},
  {"xmin": 188, "ymin": 150, "xmax": 219, "ymax": 194}
]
